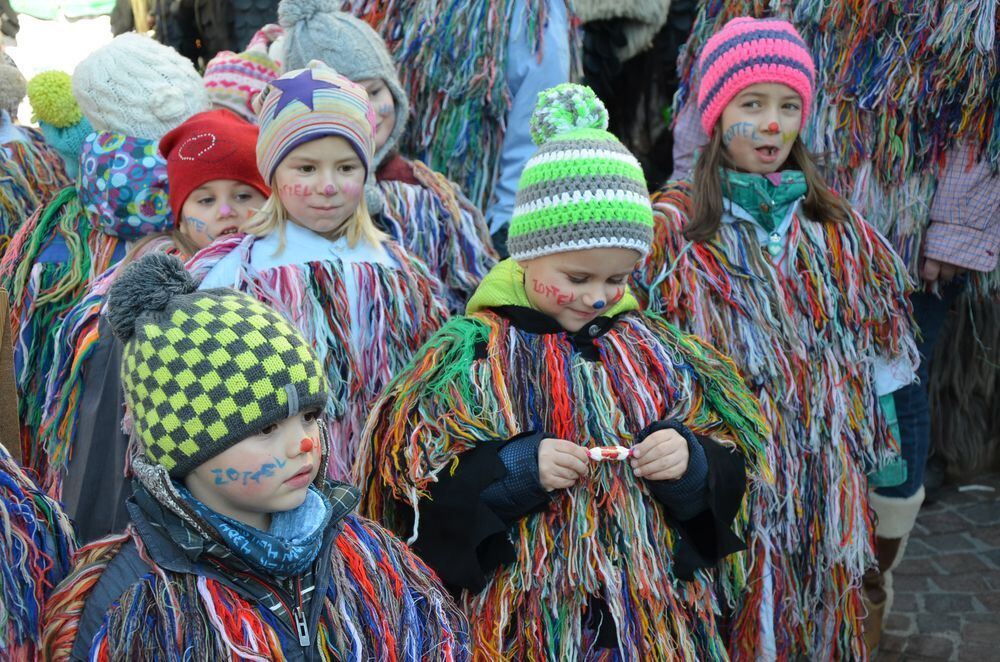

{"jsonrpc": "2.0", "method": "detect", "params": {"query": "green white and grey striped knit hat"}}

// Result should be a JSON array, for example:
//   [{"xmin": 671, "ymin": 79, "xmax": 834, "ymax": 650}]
[{"xmin": 507, "ymin": 83, "xmax": 653, "ymax": 260}]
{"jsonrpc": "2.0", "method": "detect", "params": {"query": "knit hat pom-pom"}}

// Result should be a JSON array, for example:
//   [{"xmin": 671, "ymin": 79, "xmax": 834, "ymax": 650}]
[
  {"xmin": 27, "ymin": 71, "xmax": 83, "ymax": 128},
  {"xmin": 529, "ymin": 83, "xmax": 609, "ymax": 146},
  {"xmin": 107, "ymin": 253, "xmax": 197, "ymax": 342},
  {"xmin": 278, "ymin": 0, "xmax": 337, "ymax": 27}
]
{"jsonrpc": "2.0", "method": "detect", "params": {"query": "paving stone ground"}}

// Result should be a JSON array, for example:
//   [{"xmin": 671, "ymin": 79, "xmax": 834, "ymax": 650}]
[{"xmin": 878, "ymin": 472, "xmax": 1000, "ymax": 661}]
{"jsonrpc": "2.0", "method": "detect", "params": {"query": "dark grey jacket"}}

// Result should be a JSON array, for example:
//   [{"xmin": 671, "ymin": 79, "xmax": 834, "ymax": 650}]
[{"xmin": 70, "ymin": 480, "xmax": 357, "ymax": 662}]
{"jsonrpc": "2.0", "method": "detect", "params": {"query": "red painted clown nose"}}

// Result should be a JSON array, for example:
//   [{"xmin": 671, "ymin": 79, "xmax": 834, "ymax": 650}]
[
  {"xmin": 300, "ymin": 438, "xmax": 314, "ymax": 453},
  {"xmin": 767, "ymin": 122, "xmax": 779, "ymax": 133}
]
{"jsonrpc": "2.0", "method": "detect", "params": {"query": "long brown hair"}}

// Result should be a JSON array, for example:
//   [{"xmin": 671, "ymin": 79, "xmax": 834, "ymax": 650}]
[{"xmin": 684, "ymin": 130, "xmax": 849, "ymax": 242}]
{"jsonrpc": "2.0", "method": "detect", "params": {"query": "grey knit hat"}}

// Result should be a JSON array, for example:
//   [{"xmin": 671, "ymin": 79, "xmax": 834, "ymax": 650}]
[
  {"xmin": 278, "ymin": 0, "xmax": 408, "ymax": 167},
  {"xmin": 108, "ymin": 253, "xmax": 328, "ymax": 477},
  {"xmin": 0, "ymin": 52, "xmax": 26, "ymax": 117}
]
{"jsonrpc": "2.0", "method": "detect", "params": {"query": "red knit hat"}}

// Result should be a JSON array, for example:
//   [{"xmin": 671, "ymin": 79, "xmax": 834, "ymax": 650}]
[{"xmin": 159, "ymin": 109, "xmax": 270, "ymax": 225}]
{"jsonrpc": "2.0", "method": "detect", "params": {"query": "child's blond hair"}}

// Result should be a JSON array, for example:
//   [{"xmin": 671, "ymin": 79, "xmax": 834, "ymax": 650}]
[{"xmin": 242, "ymin": 187, "xmax": 386, "ymax": 252}]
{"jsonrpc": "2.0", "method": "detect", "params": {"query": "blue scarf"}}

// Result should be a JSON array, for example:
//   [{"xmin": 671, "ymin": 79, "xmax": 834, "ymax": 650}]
[{"xmin": 178, "ymin": 484, "xmax": 333, "ymax": 577}]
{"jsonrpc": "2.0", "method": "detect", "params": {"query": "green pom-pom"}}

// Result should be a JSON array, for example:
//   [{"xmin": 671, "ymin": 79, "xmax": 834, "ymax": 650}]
[
  {"xmin": 27, "ymin": 71, "xmax": 82, "ymax": 129},
  {"xmin": 529, "ymin": 83, "xmax": 609, "ymax": 146}
]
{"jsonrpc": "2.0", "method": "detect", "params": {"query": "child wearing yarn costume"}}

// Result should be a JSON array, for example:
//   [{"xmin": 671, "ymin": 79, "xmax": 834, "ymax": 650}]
[
  {"xmin": 0, "ymin": 34, "xmax": 210, "ymax": 491},
  {"xmin": 40, "ymin": 109, "xmax": 270, "ymax": 542},
  {"xmin": 0, "ymin": 293, "xmax": 76, "ymax": 658},
  {"xmin": 631, "ymin": 18, "xmax": 918, "ymax": 660},
  {"xmin": 355, "ymin": 84, "xmax": 769, "ymax": 660},
  {"xmin": 0, "ymin": 440, "xmax": 76, "ymax": 659},
  {"xmin": 278, "ymin": 1, "xmax": 497, "ymax": 310},
  {"xmin": 41, "ymin": 253, "xmax": 468, "ymax": 660},
  {"xmin": 193, "ymin": 62, "xmax": 450, "ymax": 480},
  {"xmin": 0, "ymin": 55, "xmax": 71, "ymax": 254}
]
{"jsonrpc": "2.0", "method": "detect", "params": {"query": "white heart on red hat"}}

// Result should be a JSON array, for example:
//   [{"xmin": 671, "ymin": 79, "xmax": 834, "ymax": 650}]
[{"xmin": 177, "ymin": 132, "xmax": 237, "ymax": 163}]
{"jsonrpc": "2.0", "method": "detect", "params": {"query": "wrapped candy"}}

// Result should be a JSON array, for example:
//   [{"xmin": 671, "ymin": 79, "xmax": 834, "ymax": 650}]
[{"xmin": 587, "ymin": 446, "xmax": 632, "ymax": 462}]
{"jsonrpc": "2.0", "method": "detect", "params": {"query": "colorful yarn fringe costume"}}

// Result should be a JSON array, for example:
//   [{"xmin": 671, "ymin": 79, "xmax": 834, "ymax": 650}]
[
  {"xmin": 355, "ymin": 85, "xmax": 771, "ymax": 660},
  {"xmin": 44, "ymin": 502, "xmax": 467, "ymax": 661},
  {"xmin": 0, "ymin": 120, "xmax": 71, "ymax": 251},
  {"xmin": 357, "ymin": 310, "xmax": 771, "ymax": 659},
  {"xmin": 1, "ymin": 33, "xmax": 209, "ymax": 491},
  {"xmin": 0, "ymin": 442, "xmax": 77, "ymax": 659},
  {"xmin": 635, "ymin": 178, "xmax": 918, "ymax": 657},
  {"xmin": 190, "ymin": 230, "xmax": 450, "ymax": 480},
  {"xmin": 39, "ymin": 110, "xmax": 270, "ymax": 531},
  {"xmin": 190, "ymin": 63, "xmax": 451, "ymax": 479},
  {"xmin": 338, "ymin": 0, "xmax": 576, "ymax": 210},
  {"xmin": 0, "ymin": 56, "xmax": 71, "ymax": 255},
  {"xmin": 375, "ymin": 160, "xmax": 498, "ymax": 309},
  {"xmin": 278, "ymin": 1, "xmax": 497, "ymax": 309},
  {"xmin": 41, "ymin": 254, "xmax": 468, "ymax": 660},
  {"xmin": 0, "ymin": 128, "xmax": 70, "ymax": 257},
  {"xmin": 37, "ymin": 235, "xmax": 179, "ymax": 507},
  {"xmin": 0, "ymin": 133, "xmax": 171, "ymax": 489},
  {"xmin": 672, "ymin": 0, "xmax": 1000, "ymax": 294}
]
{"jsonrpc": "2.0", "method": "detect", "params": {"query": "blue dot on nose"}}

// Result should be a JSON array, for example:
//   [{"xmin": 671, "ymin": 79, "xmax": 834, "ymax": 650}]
[{"xmin": 593, "ymin": 300, "xmax": 606, "ymax": 309}]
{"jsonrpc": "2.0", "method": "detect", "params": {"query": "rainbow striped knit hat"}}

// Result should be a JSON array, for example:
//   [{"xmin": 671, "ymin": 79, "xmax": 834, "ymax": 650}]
[
  {"xmin": 696, "ymin": 17, "xmax": 815, "ymax": 136},
  {"xmin": 255, "ymin": 61, "xmax": 376, "ymax": 183},
  {"xmin": 507, "ymin": 84, "xmax": 653, "ymax": 261}
]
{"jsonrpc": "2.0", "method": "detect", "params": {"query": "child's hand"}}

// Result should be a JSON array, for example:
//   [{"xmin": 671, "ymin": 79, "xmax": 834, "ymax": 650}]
[
  {"xmin": 630, "ymin": 429, "xmax": 689, "ymax": 481},
  {"xmin": 538, "ymin": 438, "xmax": 590, "ymax": 492}
]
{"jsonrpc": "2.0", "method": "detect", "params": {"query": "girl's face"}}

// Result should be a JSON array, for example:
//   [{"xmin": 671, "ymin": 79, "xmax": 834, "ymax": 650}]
[
  {"xmin": 183, "ymin": 409, "xmax": 323, "ymax": 531},
  {"xmin": 360, "ymin": 78, "xmax": 396, "ymax": 152},
  {"xmin": 520, "ymin": 247, "xmax": 641, "ymax": 332},
  {"xmin": 179, "ymin": 180, "xmax": 266, "ymax": 249},
  {"xmin": 719, "ymin": 83, "xmax": 803, "ymax": 174},
  {"xmin": 273, "ymin": 136, "xmax": 367, "ymax": 236}
]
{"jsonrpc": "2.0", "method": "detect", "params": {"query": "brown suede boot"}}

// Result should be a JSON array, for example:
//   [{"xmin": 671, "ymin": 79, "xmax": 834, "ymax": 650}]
[
  {"xmin": 865, "ymin": 487, "xmax": 923, "ymax": 656},
  {"xmin": 862, "ymin": 569, "xmax": 887, "ymax": 653},
  {"xmin": 862, "ymin": 536, "xmax": 902, "ymax": 654}
]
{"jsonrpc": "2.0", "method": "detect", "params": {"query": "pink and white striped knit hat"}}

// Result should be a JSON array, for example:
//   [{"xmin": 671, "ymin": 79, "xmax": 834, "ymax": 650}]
[
  {"xmin": 203, "ymin": 25, "xmax": 284, "ymax": 123},
  {"xmin": 696, "ymin": 17, "xmax": 815, "ymax": 136},
  {"xmin": 255, "ymin": 61, "xmax": 376, "ymax": 183},
  {"xmin": 203, "ymin": 50, "xmax": 281, "ymax": 122}
]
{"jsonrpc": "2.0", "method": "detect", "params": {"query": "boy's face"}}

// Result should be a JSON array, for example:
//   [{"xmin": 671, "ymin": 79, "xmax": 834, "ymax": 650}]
[
  {"xmin": 359, "ymin": 78, "xmax": 396, "ymax": 152},
  {"xmin": 519, "ymin": 247, "xmax": 641, "ymax": 333},
  {"xmin": 719, "ymin": 82, "xmax": 803, "ymax": 174},
  {"xmin": 273, "ymin": 136, "xmax": 367, "ymax": 235},
  {"xmin": 183, "ymin": 409, "xmax": 323, "ymax": 531},
  {"xmin": 179, "ymin": 180, "xmax": 267, "ymax": 250}
]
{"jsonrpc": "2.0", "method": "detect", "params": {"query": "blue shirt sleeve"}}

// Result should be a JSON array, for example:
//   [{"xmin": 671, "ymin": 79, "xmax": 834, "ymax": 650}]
[{"xmin": 485, "ymin": 0, "xmax": 572, "ymax": 234}]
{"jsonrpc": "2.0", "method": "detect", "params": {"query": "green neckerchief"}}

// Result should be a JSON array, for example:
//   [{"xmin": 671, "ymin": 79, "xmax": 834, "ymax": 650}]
[
  {"xmin": 722, "ymin": 169, "xmax": 808, "ymax": 233},
  {"xmin": 466, "ymin": 258, "xmax": 639, "ymax": 317}
]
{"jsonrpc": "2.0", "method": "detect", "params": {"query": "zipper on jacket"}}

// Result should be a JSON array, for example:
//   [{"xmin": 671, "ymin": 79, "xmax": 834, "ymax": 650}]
[
  {"xmin": 206, "ymin": 558, "xmax": 310, "ymax": 648},
  {"xmin": 293, "ymin": 575, "xmax": 311, "ymax": 646}
]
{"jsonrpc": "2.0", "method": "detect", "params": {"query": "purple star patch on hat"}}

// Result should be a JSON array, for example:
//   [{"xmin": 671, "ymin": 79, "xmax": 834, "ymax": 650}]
[{"xmin": 268, "ymin": 69, "xmax": 341, "ymax": 116}]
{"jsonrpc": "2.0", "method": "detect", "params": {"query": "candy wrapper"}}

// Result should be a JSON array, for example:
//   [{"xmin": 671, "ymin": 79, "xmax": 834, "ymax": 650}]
[{"xmin": 587, "ymin": 446, "xmax": 632, "ymax": 462}]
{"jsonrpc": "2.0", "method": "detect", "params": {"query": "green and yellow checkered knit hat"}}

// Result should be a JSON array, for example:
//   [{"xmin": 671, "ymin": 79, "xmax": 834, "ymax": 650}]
[
  {"xmin": 507, "ymin": 83, "xmax": 653, "ymax": 261},
  {"xmin": 107, "ymin": 253, "xmax": 328, "ymax": 477}
]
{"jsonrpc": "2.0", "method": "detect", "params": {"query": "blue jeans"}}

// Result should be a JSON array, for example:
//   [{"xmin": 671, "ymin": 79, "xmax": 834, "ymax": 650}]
[{"xmin": 876, "ymin": 281, "xmax": 963, "ymax": 498}]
